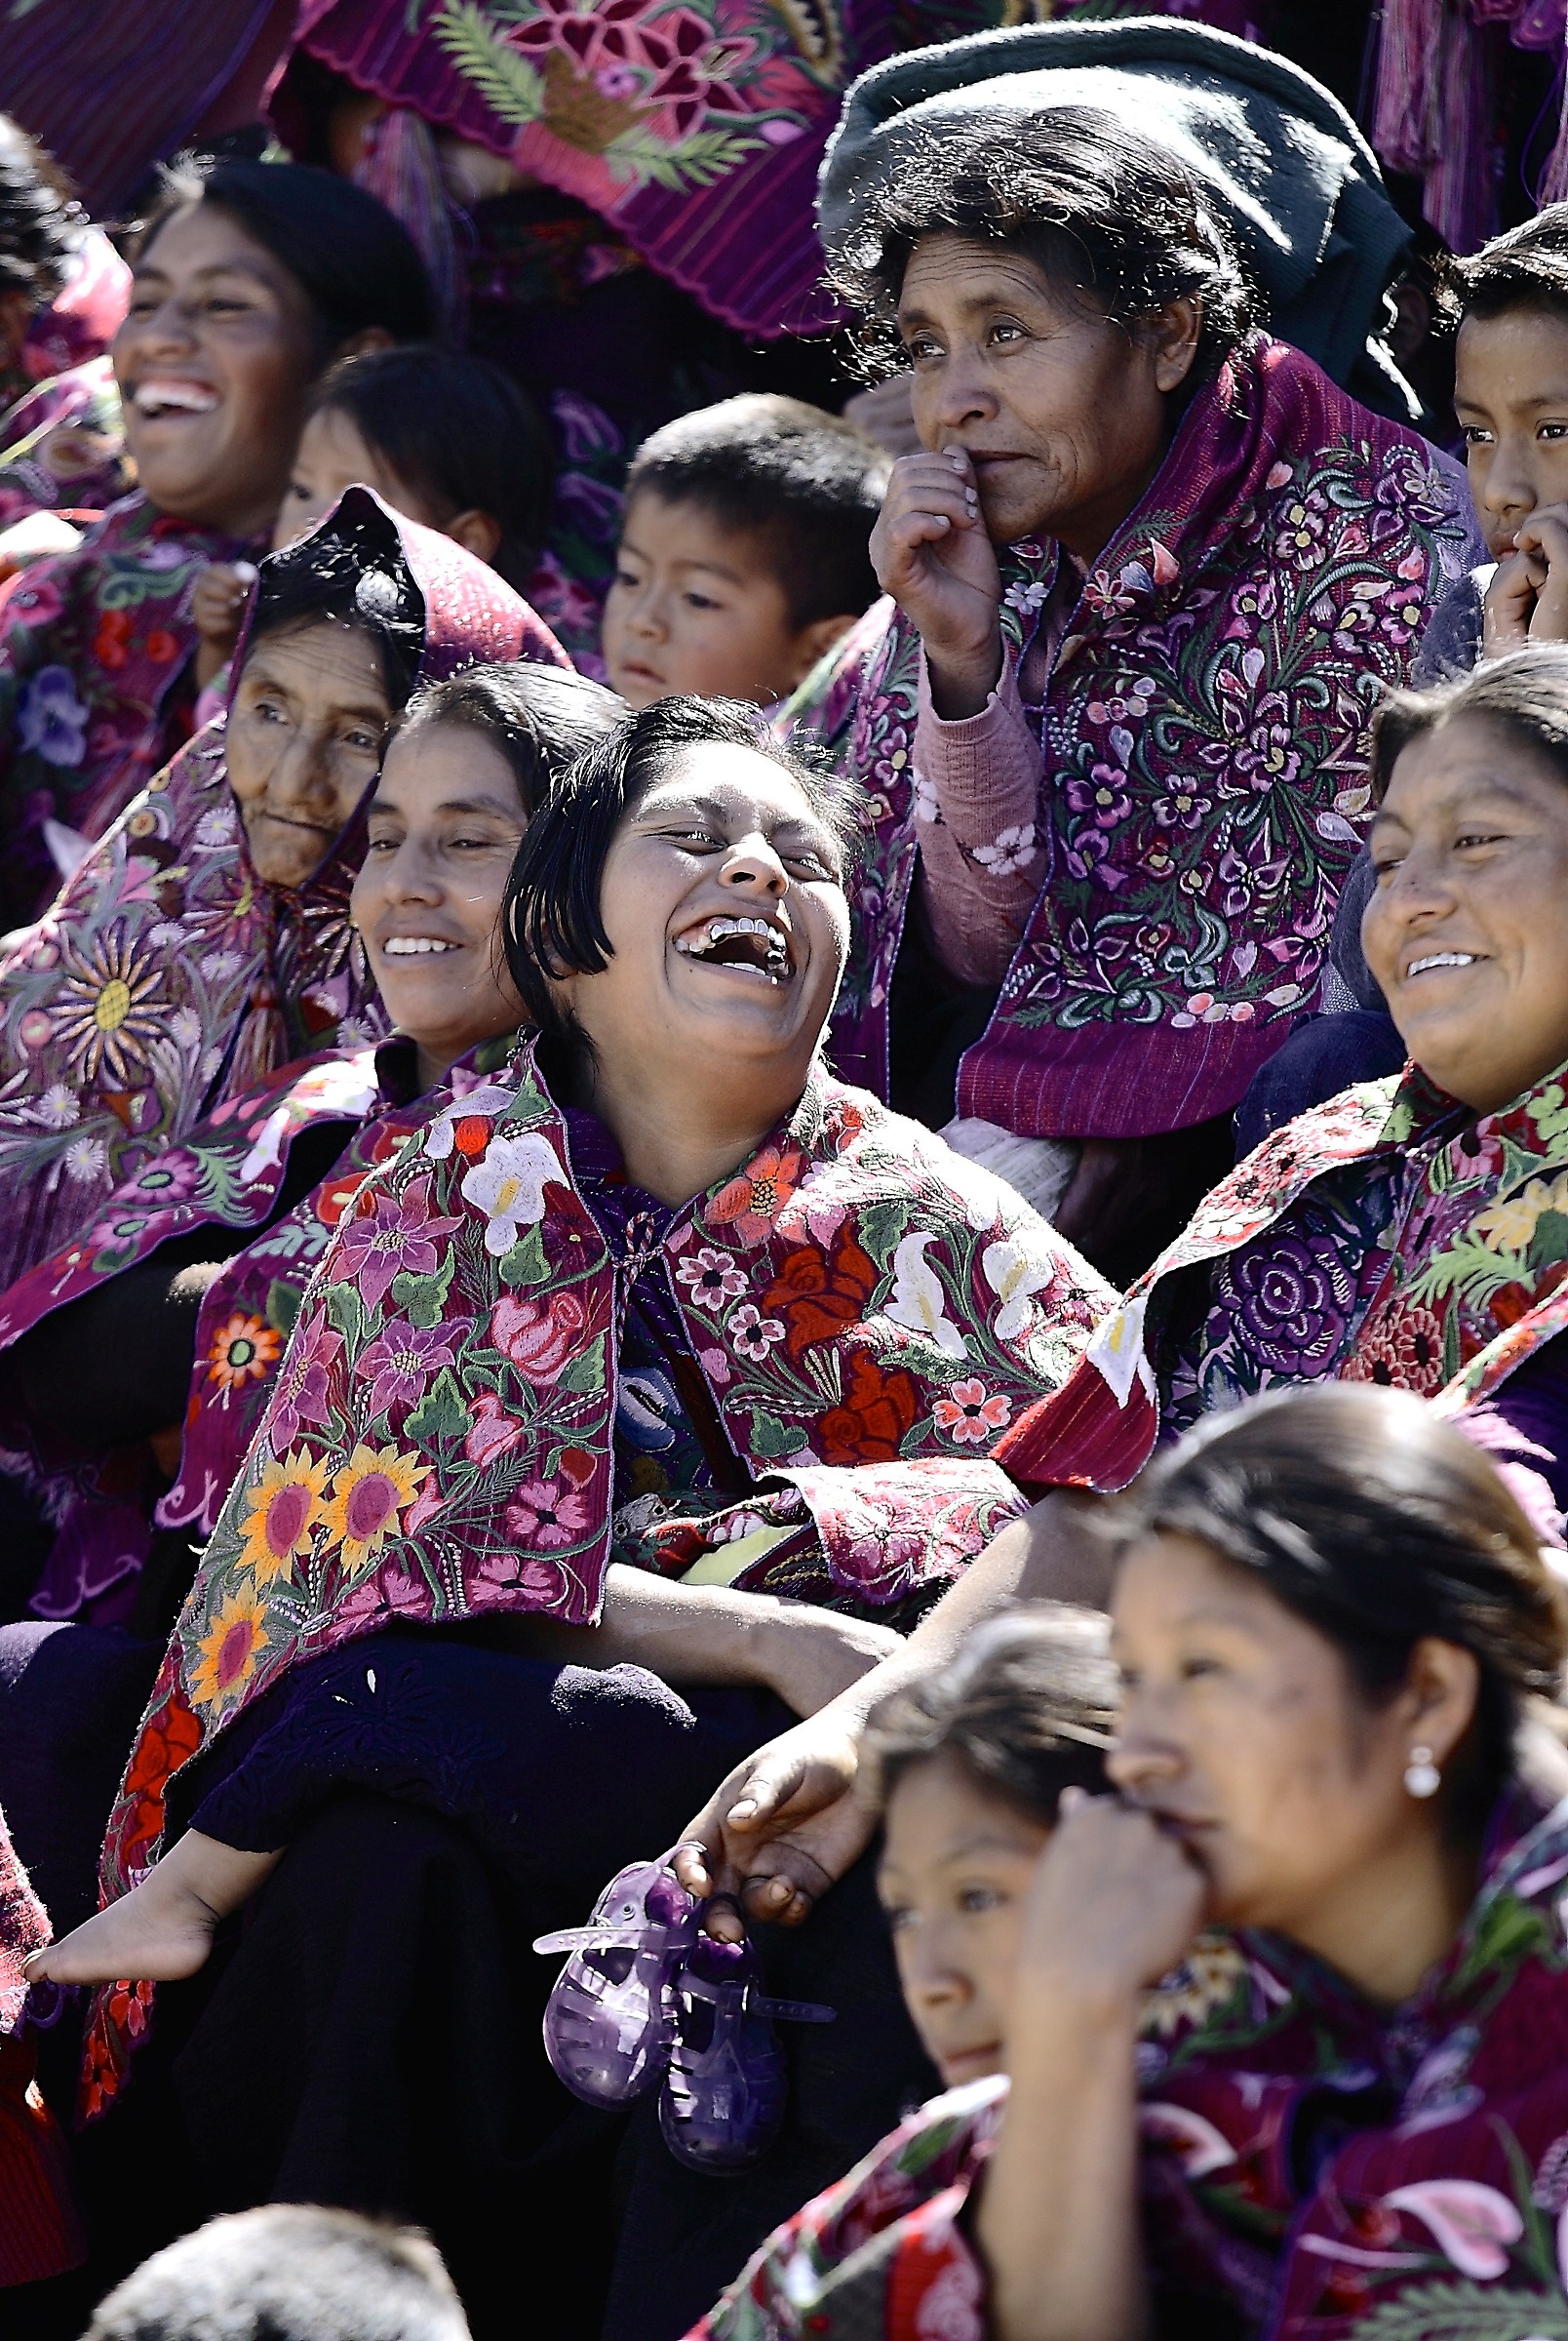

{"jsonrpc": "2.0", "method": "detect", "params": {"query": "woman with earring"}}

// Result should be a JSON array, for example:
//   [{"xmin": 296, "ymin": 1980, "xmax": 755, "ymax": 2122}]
[{"xmin": 695, "ymin": 1383, "xmax": 1568, "ymax": 2341}]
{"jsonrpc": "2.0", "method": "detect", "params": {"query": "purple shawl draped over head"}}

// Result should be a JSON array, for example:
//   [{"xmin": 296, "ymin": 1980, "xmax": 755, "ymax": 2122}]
[
  {"xmin": 0, "ymin": 487, "xmax": 567, "ymax": 1295},
  {"xmin": 788, "ymin": 338, "xmax": 1480, "ymax": 1132},
  {"xmin": 274, "ymin": 0, "xmax": 1025, "ymax": 338}
]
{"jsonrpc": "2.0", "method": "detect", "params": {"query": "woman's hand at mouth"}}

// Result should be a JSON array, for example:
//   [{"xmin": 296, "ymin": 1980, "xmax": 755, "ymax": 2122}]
[
  {"xmin": 870, "ymin": 447, "xmax": 1005, "ymax": 718},
  {"xmin": 1013, "ymin": 1790, "xmax": 1207, "ymax": 2016},
  {"xmin": 1484, "ymin": 503, "xmax": 1568, "ymax": 655}
]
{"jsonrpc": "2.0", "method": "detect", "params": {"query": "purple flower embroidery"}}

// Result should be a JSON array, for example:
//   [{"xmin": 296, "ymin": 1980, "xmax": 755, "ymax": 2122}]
[
  {"xmin": 1213, "ymin": 1232, "xmax": 1355, "ymax": 1374},
  {"xmin": 269, "ymin": 1317, "xmax": 343, "ymax": 1449},
  {"xmin": 353, "ymin": 1319, "xmax": 468, "ymax": 1421},
  {"xmin": 1065, "ymin": 767, "xmax": 1133, "ymax": 830},
  {"xmin": 17, "ymin": 664, "xmax": 89, "ymax": 767},
  {"xmin": 333, "ymin": 1177, "xmax": 462, "ymax": 1311}
]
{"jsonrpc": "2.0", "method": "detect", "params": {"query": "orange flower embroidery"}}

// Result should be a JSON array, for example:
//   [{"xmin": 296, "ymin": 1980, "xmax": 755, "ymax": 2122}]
[{"xmin": 206, "ymin": 1311, "xmax": 282, "ymax": 1391}]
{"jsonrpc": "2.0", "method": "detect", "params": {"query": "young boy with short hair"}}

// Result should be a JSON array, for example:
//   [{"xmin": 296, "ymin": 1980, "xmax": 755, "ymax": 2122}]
[{"xmin": 601, "ymin": 392, "xmax": 889, "ymax": 708}]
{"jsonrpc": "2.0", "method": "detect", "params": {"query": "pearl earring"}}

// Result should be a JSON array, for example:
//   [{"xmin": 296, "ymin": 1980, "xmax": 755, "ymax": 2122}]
[{"xmin": 1404, "ymin": 1745, "xmax": 1441, "ymax": 1800}]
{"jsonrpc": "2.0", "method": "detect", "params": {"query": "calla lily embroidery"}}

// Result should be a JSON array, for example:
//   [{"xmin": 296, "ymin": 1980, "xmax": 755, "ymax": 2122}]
[
  {"xmin": 885, "ymin": 1231, "xmax": 967, "ymax": 1360},
  {"xmin": 1381, "ymin": 2179, "xmax": 1524, "ymax": 2279},
  {"xmin": 461, "ymin": 1131, "xmax": 566, "ymax": 1255}
]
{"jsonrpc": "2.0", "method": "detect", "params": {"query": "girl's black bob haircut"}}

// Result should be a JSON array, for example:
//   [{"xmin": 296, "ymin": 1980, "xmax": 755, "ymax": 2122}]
[
  {"xmin": 865, "ymin": 1605, "xmax": 1117, "ymax": 1826},
  {"xmin": 400, "ymin": 661, "xmax": 624, "ymax": 822},
  {"xmin": 502, "ymin": 694, "xmax": 862, "ymax": 1051},
  {"xmin": 829, "ymin": 103, "xmax": 1257, "ymax": 386}
]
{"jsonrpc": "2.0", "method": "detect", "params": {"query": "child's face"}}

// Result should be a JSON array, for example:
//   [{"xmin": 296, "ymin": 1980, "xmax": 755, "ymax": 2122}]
[
  {"xmin": 274, "ymin": 406, "xmax": 443, "ymax": 553},
  {"xmin": 1455, "ymin": 307, "xmax": 1568, "ymax": 559},
  {"xmin": 878, "ymin": 1749, "xmax": 1053, "ymax": 2091},
  {"xmin": 602, "ymin": 492, "xmax": 824, "ymax": 710}
]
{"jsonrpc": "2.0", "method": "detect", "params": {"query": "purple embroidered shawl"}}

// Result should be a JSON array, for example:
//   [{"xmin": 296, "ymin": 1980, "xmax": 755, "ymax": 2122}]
[
  {"xmin": 277, "ymin": 0, "xmax": 1023, "ymax": 339},
  {"xmin": 0, "ymin": 488, "xmax": 567, "ymax": 1293},
  {"xmin": 785, "ymin": 338, "xmax": 1481, "ymax": 1132},
  {"xmin": 0, "ymin": 491, "xmax": 260, "ymax": 926}
]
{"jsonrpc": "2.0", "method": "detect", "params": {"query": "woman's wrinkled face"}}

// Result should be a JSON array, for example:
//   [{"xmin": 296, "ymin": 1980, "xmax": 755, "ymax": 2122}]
[
  {"xmin": 879, "ymin": 1750, "xmax": 1052, "ymax": 2089},
  {"xmin": 555, "ymin": 742, "xmax": 849, "ymax": 1090},
  {"xmin": 115, "ymin": 202, "xmax": 320, "ymax": 539},
  {"xmin": 1108, "ymin": 1534, "xmax": 1420, "ymax": 1939},
  {"xmin": 1364, "ymin": 715, "xmax": 1568, "ymax": 1112},
  {"xmin": 897, "ymin": 232, "xmax": 1196, "ymax": 559},
  {"xmin": 227, "ymin": 617, "xmax": 394, "ymax": 889},
  {"xmin": 352, "ymin": 720, "xmax": 528, "ymax": 1075}
]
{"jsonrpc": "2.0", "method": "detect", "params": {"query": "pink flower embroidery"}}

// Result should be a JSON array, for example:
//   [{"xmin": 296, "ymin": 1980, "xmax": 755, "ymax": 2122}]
[
  {"xmin": 676, "ymin": 1246, "xmax": 747, "ymax": 1307},
  {"xmin": 932, "ymin": 1380, "xmax": 1013, "ymax": 1445},
  {"xmin": 727, "ymin": 1302, "xmax": 785, "ymax": 1362},
  {"xmin": 1381, "ymin": 2180, "xmax": 1522, "ymax": 2279},
  {"xmin": 463, "ymin": 1388, "xmax": 527, "ymax": 1467},
  {"xmin": 490, "ymin": 1290, "xmax": 587, "ymax": 1384},
  {"xmin": 503, "ymin": 1476, "xmax": 591, "ymax": 1551}
]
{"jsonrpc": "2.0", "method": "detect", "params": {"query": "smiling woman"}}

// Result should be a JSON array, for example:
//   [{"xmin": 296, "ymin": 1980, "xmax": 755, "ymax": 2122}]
[
  {"xmin": 0, "ymin": 158, "xmax": 434, "ymax": 926},
  {"xmin": 988, "ymin": 649, "xmax": 1568, "ymax": 1553},
  {"xmin": 42, "ymin": 697, "xmax": 1114, "ymax": 2314},
  {"xmin": 0, "ymin": 487, "xmax": 566, "ymax": 1303},
  {"xmin": 788, "ymin": 91, "xmax": 1479, "ymax": 1282}
]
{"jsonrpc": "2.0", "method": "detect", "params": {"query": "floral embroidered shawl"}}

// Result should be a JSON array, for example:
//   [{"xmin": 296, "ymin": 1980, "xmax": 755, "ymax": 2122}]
[
  {"xmin": 0, "ymin": 488, "xmax": 567, "ymax": 1294},
  {"xmin": 281, "ymin": 0, "xmax": 1020, "ymax": 340},
  {"xmin": 0, "ymin": 357, "xmax": 133, "ymax": 533},
  {"xmin": 84, "ymin": 1044, "xmax": 1112, "ymax": 2108},
  {"xmin": 996, "ymin": 1053, "xmax": 1568, "ymax": 1493},
  {"xmin": 0, "ymin": 491, "xmax": 261, "ymax": 926},
  {"xmin": 784, "ymin": 338, "xmax": 1481, "ymax": 1129},
  {"xmin": 696, "ymin": 1779, "xmax": 1568, "ymax": 2341},
  {"xmin": 0, "ymin": 1038, "xmax": 445, "ymax": 1619}
]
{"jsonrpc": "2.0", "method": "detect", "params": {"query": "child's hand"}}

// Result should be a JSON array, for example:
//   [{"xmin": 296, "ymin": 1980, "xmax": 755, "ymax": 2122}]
[
  {"xmin": 190, "ymin": 559, "xmax": 257, "ymax": 686},
  {"xmin": 870, "ymin": 448, "xmax": 1003, "ymax": 716},
  {"xmin": 1484, "ymin": 504, "xmax": 1568, "ymax": 655}
]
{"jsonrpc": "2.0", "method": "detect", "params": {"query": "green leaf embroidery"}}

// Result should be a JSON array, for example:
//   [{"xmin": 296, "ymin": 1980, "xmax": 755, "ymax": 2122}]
[
  {"xmin": 556, "ymin": 1335, "xmax": 606, "ymax": 1396},
  {"xmin": 325, "ymin": 1280, "xmax": 367, "ymax": 1353},
  {"xmin": 497, "ymin": 1224, "xmax": 550, "ymax": 1288},
  {"xmin": 406, "ymin": 1367, "xmax": 471, "ymax": 1451},
  {"xmin": 265, "ymin": 1279, "xmax": 303, "ymax": 1338},
  {"xmin": 430, "ymin": 1, "xmax": 546, "ymax": 126},
  {"xmin": 854, "ymin": 1201, "xmax": 907, "ymax": 1271},
  {"xmin": 391, "ymin": 1250, "xmax": 456, "ymax": 1329},
  {"xmin": 747, "ymin": 1408, "xmax": 798, "ymax": 1460},
  {"xmin": 1352, "ymin": 2279, "xmax": 1568, "ymax": 2339}
]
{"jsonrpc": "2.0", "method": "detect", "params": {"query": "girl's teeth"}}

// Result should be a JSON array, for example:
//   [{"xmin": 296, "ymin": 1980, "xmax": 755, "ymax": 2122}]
[{"xmin": 384, "ymin": 937, "xmax": 456, "ymax": 955}]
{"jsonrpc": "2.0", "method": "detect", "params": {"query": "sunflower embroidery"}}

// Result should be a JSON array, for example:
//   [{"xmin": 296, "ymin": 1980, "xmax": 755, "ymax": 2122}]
[
  {"xmin": 188, "ymin": 1585, "xmax": 271, "ymax": 1717},
  {"xmin": 51, "ymin": 930, "xmax": 167, "ymax": 1088},
  {"xmin": 318, "ymin": 1443, "xmax": 428, "ymax": 1574},
  {"xmin": 236, "ymin": 1448, "xmax": 331, "ymax": 1585},
  {"xmin": 206, "ymin": 1312, "xmax": 283, "ymax": 1392}
]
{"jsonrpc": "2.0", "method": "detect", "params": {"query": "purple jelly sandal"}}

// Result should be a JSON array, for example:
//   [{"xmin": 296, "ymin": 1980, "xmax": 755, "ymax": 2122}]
[
  {"xmin": 534, "ymin": 1851, "xmax": 699, "ymax": 2108},
  {"xmin": 657, "ymin": 1932, "xmax": 834, "ymax": 2173}
]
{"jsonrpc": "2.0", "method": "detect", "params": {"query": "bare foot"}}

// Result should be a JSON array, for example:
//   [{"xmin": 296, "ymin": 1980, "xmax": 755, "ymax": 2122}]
[{"xmin": 22, "ymin": 1832, "xmax": 281, "ymax": 1986}]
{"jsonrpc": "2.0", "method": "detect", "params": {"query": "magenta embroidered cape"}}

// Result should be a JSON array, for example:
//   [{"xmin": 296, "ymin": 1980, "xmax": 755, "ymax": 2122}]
[
  {"xmin": 995, "ymin": 1052, "xmax": 1568, "ymax": 1494},
  {"xmin": 0, "ymin": 487, "xmax": 567, "ymax": 1295},
  {"xmin": 697, "ymin": 1782, "xmax": 1568, "ymax": 2341},
  {"xmin": 785, "ymin": 338, "xmax": 1481, "ymax": 1131},
  {"xmin": 276, "ymin": 0, "xmax": 1021, "ymax": 338},
  {"xmin": 84, "ymin": 1043, "xmax": 1113, "ymax": 2107}
]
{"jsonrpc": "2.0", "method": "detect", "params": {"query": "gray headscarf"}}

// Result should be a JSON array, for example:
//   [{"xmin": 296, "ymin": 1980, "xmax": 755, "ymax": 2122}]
[{"xmin": 818, "ymin": 16, "xmax": 1419, "ymax": 421}]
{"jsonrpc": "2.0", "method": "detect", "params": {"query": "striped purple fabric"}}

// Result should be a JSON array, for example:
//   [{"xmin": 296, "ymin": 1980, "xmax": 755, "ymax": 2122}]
[{"xmin": 1, "ymin": 0, "xmax": 287, "ymax": 216}]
